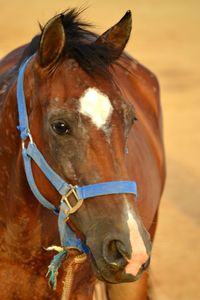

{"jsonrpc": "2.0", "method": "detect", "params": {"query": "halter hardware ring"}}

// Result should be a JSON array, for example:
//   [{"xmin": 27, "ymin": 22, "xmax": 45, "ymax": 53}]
[
  {"xmin": 61, "ymin": 185, "xmax": 84, "ymax": 221},
  {"xmin": 22, "ymin": 131, "xmax": 34, "ymax": 149}
]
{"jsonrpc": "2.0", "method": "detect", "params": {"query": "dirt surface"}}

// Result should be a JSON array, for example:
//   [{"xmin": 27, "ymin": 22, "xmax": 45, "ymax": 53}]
[{"xmin": 0, "ymin": 1, "xmax": 199, "ymax": 299}]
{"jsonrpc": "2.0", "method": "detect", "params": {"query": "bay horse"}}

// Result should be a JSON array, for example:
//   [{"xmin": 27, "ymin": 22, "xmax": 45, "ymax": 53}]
[{"xmin": 0, "ymin": 8, "xmax": 165, "ymax": 300}]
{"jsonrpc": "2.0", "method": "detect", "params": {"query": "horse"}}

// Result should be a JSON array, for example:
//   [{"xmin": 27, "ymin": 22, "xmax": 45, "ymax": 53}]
[{"xmin": 0, "ymin": 8, "xmax": 165, "ymax": 300}]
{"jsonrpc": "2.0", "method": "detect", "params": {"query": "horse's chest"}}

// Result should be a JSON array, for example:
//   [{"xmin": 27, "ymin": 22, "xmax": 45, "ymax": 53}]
[
  {"xmin": 0, "ymin": 221, "xmax": 59, "ymax": 299},
  {"xmin": 0, "ymin": 260, "xmax": 59, "ymax": 299}
]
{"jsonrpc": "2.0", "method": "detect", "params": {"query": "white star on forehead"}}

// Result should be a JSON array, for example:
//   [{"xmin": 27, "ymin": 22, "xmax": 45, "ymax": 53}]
[{"xmin": 79, "ymin": 87, "xmax": 113, "ymax": 129}]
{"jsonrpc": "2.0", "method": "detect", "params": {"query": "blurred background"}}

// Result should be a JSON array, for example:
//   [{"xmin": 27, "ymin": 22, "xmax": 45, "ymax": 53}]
[{"xmin": 0, "ymin": 1, "xmax": 199, "ymax": 299}]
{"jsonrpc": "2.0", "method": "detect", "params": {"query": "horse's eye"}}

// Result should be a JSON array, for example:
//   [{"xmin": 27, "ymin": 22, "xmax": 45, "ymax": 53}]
[{"xmin": 51, "ymin": 121, "xmax": 70, "ymax": 135}]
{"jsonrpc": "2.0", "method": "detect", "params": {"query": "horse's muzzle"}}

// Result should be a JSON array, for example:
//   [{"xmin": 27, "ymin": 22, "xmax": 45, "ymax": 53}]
[
  {"xmin": 90, "ymin": 243, "xmax": 151, "ymax": 283},
  {"xmin": 87, "ymin": 229, "xmax": 151, "ymax": 284}
]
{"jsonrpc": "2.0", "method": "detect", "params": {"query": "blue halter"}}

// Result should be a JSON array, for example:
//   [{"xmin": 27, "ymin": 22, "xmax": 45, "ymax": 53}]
[{"xmin": 16, "ymin": 55, "xmax": 137, "ymax": 286}]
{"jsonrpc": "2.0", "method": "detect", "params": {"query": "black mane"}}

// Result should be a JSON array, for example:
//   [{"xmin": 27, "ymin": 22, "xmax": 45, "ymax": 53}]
[{"xmin": 21, "ymin": 8, "xmax": 120, "ymax": 77}]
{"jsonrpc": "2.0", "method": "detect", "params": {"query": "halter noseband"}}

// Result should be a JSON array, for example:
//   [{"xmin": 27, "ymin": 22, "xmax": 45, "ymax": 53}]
[{"xmin": 16, "ymin": 55, "xmax": 137, "ymax": 285}]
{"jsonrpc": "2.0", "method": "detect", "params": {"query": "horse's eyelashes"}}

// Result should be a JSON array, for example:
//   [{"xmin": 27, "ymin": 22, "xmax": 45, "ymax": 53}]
[{"xmin": 51, "ymin": 120, "xmax": 71, "ymax": 135}]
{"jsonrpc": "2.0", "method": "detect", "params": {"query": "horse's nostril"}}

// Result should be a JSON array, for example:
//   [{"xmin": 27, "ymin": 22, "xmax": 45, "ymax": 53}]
[
  {"xmin": 103, "ymin": 240, "xmax": 129, "ymax": 271},
  {"xmin": 115, "ymin": 241, "xmax": 128, "ymax": 258},
  {"xmin": 141, "ymin": 258, "xmax": 150, "ymax": 271}
]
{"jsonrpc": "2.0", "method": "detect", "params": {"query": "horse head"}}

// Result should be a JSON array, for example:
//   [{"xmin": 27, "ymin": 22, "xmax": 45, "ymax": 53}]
[{"xmin": 19, "ymin": 9, "xmax": 152, "ymax": 284}]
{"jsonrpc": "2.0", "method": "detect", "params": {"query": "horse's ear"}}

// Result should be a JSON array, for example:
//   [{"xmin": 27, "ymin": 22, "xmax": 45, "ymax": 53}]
[
  {"xmin": 95, "ymin": 11, "xmax": 132, "ymax": 61},
  {"xmin": 39, "ymin": 15, "xmax": 65, "ymax": 68}
]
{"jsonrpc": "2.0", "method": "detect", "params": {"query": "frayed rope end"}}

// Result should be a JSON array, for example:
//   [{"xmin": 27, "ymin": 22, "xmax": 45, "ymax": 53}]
[{"xmin": 45, "ymin": 247, "xmax": 68, "ymax": 290}]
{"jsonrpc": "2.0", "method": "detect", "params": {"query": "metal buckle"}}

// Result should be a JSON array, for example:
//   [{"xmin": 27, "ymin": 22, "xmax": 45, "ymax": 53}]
[{"xmin": 61, "ymin": 185, "xmax": 84, "ymax": 220}]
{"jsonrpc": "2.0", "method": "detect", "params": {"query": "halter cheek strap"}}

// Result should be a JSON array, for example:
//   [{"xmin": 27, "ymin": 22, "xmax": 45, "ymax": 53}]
[{"xmin": 16, "ymin": 55, "xmax": 138, "ymax": 259}]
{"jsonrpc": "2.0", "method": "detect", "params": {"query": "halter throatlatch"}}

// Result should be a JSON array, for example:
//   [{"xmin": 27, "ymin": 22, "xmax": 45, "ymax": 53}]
[{"xmin": 16, "ymin": 55, "xmax": 138, "ymax": 288}]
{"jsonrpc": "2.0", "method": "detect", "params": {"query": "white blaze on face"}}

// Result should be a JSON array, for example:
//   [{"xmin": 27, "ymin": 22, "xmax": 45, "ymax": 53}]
[
  {"xmin": 79, "ymin": 88, "xmax": 113, "ymax": 129},
  {"xmin": 126, "ymin": 210, "xmax": 149, "ymax": 276}
]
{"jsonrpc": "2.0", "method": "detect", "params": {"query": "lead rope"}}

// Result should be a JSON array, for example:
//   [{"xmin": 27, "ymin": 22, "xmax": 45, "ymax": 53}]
[
  {"xmin": 61, "ymin": 253, "xmax": 87, "ymax": 300},
  {"xmin": 46, "ymin": 245, "xmax": 87, "ymax": 298}
]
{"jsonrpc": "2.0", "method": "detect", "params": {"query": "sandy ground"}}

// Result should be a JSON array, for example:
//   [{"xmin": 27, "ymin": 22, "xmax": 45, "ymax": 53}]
[{"xmin": 0, "ymin": 1, "xmax": 199, "ymax": 299}]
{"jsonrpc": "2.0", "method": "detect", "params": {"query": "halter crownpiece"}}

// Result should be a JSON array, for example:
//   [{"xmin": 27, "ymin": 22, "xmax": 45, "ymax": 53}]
[{"xmin": 16, "ymin": 55, "xmax": 138, "ymax": 288}]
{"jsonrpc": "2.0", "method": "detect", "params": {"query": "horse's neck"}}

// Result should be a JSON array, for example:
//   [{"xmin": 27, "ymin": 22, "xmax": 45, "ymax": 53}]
[
  {"xmin": 0, "ymin": 74, "xmax": 20, "ymax": 198},
  {"xmin": 0, "ymin": 72, "xmax": 58, "ymax": 264}
]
